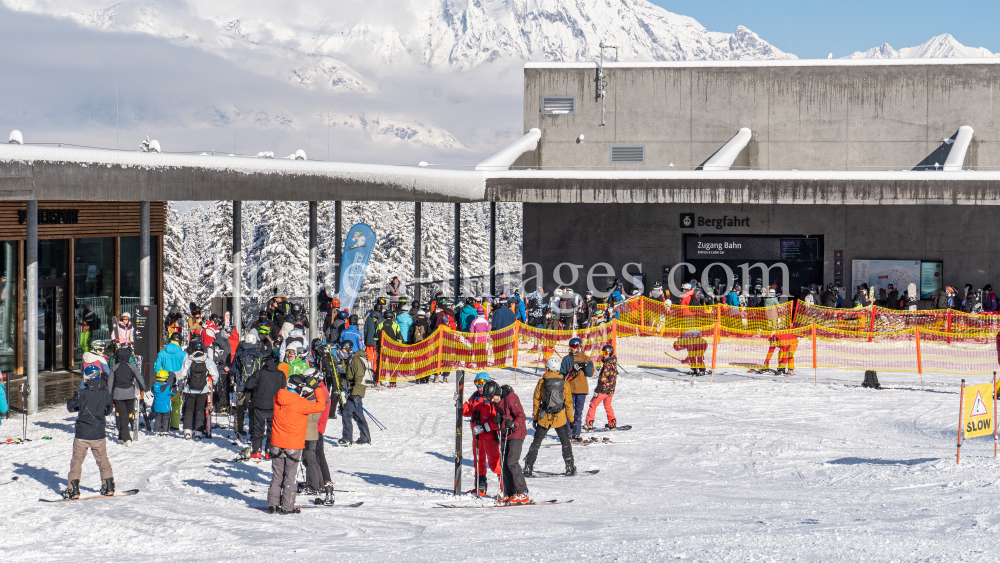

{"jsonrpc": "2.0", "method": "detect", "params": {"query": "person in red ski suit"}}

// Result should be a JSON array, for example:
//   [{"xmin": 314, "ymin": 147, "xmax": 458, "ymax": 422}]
[
  {"xmin": 463, "ymin": 372, "xmax": 501, "ymax": 496},
  {"xmin": 764, "ymin": 332, "xmax": 798, "ymax": 374}
]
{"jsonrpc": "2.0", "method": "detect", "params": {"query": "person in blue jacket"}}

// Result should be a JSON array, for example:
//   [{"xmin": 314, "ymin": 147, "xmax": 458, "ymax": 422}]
[
  {"xmin": 457, "ymin": 300, "xmax": 477, "ymax": 332},
  {"xmin": 339, "ymin": 315, "xmax": 364, "ymax": 353},
  {"xmin": 151, "ymin": 370, "xmax": 176, "ymax": 435},
  {"xmin": 510, "ymin": 294, "xmax": 528, "ymax": 323},
  {"xmin": 0, "ymin": 372, "xmax": 8, "ymax": 428},
  {"xmin": 395, "ymin": 305, "xmax": 414, "ymax": 343},
  {"xmin": 153, "ymin": 332, "xmax": 188, "ymax": 431}
]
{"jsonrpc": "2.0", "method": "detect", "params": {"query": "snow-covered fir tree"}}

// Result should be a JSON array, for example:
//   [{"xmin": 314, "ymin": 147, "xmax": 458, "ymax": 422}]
[
  {"xmin": 246, "ymin": 200, "xmax": 309, "ymax": 302},
  {"xmin": 197, "ymin": 200, "xmax": 239, "ymax": 309},
  {"xmin": 163, "ymin": 203, "xmax": 195, "ymax": 311}
]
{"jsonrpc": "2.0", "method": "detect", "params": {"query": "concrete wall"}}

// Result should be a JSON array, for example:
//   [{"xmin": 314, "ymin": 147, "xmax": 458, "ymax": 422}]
[
  {"xmin": 524, "ymin": 202, "xmax": 998, "ymax": 298},
  {"xmin": 523, "ymin": 61, "xmax": 1000, "ymax": 171}
]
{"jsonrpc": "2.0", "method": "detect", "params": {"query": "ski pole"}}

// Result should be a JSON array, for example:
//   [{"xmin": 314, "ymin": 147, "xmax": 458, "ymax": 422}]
[{"xmin": 361, "ymin": 406, "xmax": 386, "ymax": 431}]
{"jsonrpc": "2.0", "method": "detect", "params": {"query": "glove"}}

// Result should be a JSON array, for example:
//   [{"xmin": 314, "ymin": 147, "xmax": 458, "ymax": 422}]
[
  {"xmin": 494, "ymin": 413, "xmax": 503, "ymax": 426},
  {"xmin": 473, "ymin": 425, "xmax": 484, "ymax": 436},
  {"xmin": 532, "ymin": 420, "xmax": 540, "ymax": 431},
  {"xmin": 505, "ymin": 419, "xmax": 516, "ymax": 432}
]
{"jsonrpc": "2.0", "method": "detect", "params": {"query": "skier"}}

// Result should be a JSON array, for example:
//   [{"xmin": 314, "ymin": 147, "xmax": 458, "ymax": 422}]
[
  {"xmin": 470, "ymin": 307, "xmax": 491, "ymax": 343},
  {"xmin": 202, "ymin": 314, "xmax": 220, "ymax": 346},
  {"xmin": 363, "ymin": 308, "xmax": 383, "ymax": 368},
  {"xmin": 339, "ymin": 315, "xmax": 364, "ymax": 354},
  {"xmin": 150, "ymin": 370, "xmax": 176, "ymax": 436},
  {"xmin": 491, "ymin": 298, "xmax": 517, "ymax": 331},
  {"xmin": 111, "ymin": 312, "xmax": 134, "ymax": 347},
  {"xmin": 457, "ymin": 299, "xmax": 478, "ymax": 332},
  {"xmin": 188, "ymin": 303, "xmax": 204, "ymax": 338},
  {"xmin": 481, "ymin": 380, "xmax": 530, "ymax": 505},
  {"xmin": 822, "ymin": 284, "xmax": 839, "ymax": 308},
  {"xmin": 673, "ymin": 330, "xmax": 708, "ymax": 376},
  {"xmin": 278, "ymin": 342, "xmax": 309, "ymax": 378},
  {"xmin": 585, "ymin": 345, "xmax": 619, "ymax": 431},
  {"xmin": 79, "ymin": 340, "xmax": 111, "ymax": 389},
  {"xmin": 340, "ymin": 344, "xmax": 371, "ymax": 445},
  {"xmin": 522, "ymin": 355, "xmax": 576, "ymax": 477},
  {"xmin": 210, "ymin": 333, "xmax": 232, "ymax": 412},
  {"xmin": 153, "ymin": 332, "xmax": 187, "ymax": 432},
  {"xmin": 232, "ymin": 331, "xmax": 265, "ymax": 441},
  {"xmin": 246, "ymin": 342, "xmax": 286, "ymax": 458},
  {"xmin": 179, "ymin": 344, "xmax": 218, "ymax": 440},
  {"xmin": 62, "ymin": 370, "xmax": 116, "ymax": 499},
  {"xmin": 300, "ymin": 370, "xmax": 334, "ymax": 501},
  {"xmin": 463, "ymin": 373, "xmax": 501, "ymax": 496},
  {"xmin": 559, "ymin": 337, "xmax": 593, "ymax": 442},
  {"xmin": 396, "ymin": 305, "xmax": 414, "ymax": 343},
  {"xmin": 109, "ymin": 347, "xmax": 144, "ymax": 446},
  {"xmin": 267, "ymin": 374, "xmax": 327, "ymax": 514},
  {"xmin": 326, "ymin": 310, "xmax": 349, "ymax": 345}
]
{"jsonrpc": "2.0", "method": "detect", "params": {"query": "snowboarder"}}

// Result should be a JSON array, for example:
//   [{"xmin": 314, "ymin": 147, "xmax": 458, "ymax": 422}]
[
  {"xmin": 560, "ymin": 337, "xmax": 593, "ymax": 441},
  {"xmin": 523, "ymin": 355, "xmax": 576, "ymax": 477},
  {"xmin": 673, "ymin": 330, "xmax": 708, "ymax": 375},
  {"xmin": 109, "ymin": 347, "xmax": 144, "ymax": 446},
  {"xmin": 340, "ymin": 345, "xmax": 371, "ymax": 445},
  {"xmin": 179, "ymin": 344, "xmax": 218, "ymax": 439},
  {"xmin": 481, "ymin": 380, "xmax": 530, "ymax": 505},
  {"xmin": 246, "ymin": 342, "xmax": 286, "ymax": 458},
  {"xmin": 151, "ymin": 370, "xmax": 176, "ymax": 435},
  {"xmin": 585, "ymin": 345, "xmax": 618, "ymax": 431},
  {"xmin": 464, "ymin": 373, "xmax": 501, "ymax": 496},
  {"xmin": 62, "ymin": 370, "xmax": 115, "ymax": 499},
  {"xmin": 267, "ymin": 374, "xmax": 328, "ymax": 514}
]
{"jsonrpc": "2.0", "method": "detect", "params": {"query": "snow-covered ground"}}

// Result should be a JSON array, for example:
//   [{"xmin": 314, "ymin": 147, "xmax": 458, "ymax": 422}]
[{"xmin": 1, "ymin": 366, "xmax": 996, "ymax": 561}]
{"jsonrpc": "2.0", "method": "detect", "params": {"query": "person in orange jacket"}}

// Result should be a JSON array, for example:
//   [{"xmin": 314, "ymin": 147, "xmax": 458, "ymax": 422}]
[{"xmin": 267, "ymin": 374, "xmax": 327, "ymax": 514}]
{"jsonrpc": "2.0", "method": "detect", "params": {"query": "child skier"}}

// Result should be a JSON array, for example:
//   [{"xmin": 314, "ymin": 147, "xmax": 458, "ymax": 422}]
[
  {"xmin": 673, "ymin": 330, "xmax": 708, "ymax": 375},
  {"xmin": 151, "ymin": 370, "xmax": 176, "ymax": 435},
  {"xmin": 585, "ymin": 345, "xmax": 618, "ymax": 431},
  {"xmin": 764, "ymin": 332, "xmax": 798, "ymax": 375},
  {"xmin": 463, "ymin": 373, "xmax": 501, "ymax": 496},
  {"xmin": 62, "ymin": 370, "xmax": 115, "ymax": 499},
  {"xmin": 268, "ymin": 374, "xmax": 327, "ymax": 514}
]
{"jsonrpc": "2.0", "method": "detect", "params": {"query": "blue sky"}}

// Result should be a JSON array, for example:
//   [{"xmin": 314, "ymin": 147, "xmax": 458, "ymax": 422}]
[{"xmin": 651, "ymin": 0, "xmax": 1000, "ymax": 59}]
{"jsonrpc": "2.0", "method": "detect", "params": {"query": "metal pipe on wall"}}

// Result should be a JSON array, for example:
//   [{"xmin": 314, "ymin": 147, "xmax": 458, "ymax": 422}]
[
  {"xmin": 309, "ymin": 201, "xmax": 318, "ymax": 342},
  {"xmin": 334, "ymin": 201, "xmax": 342, "ymax": 295},
  {"xmin": 489, "ymin": 202, "xmax": 496, "ymax": 297},
  {"xmin": 140, "ymin": 201, "xmax": 150, "ymax": 307},
  {"xmin": 453, "ymin": 203, "xmax": 461, "ymax": 297},
  {"xmin": 26, "ymin": 201, "xmax": 37, "ymax": 414},
  {"xmin": 233, "ymin": 201, "xmax": 241, "ymax": 331},
  {"xmin": 414, "ymin": 202, "xmax": 422, "ymax": 305}
]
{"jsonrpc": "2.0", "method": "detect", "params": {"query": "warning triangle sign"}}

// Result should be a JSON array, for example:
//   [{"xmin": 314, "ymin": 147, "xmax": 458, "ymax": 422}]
[{"xmin": 971, "ymin": 391, "xmax": 989, "ymax": 417}]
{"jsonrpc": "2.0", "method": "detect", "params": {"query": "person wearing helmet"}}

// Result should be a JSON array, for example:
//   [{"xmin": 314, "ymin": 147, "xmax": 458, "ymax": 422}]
[
  {"xmin": 340, "ymin": 342, "xmax": 371, "ymax": 445},
  {"xmin": 523, "ymin": 355, "xmax": 576, "ymax": 478},
  {"xmin": 559, "ymin": 337, "xmax": 594, "ymax": 442},
  {"xmin": 300, "ymin": 369, "xmax": 335, "ymax": 503},
  {"xmin": 679, "ymin": 283, "xmax": 700, "ymax": 318},
  {"xmin": 201, "ymin": 314, "xmax": 220, "ymax": 346},
  {"xmin": 325, "ymin": 309, "xmax": 349, "ymax": 344},
  {"xmin": 252, "ymin": 310, "xmax": 276, "ymax": 343},
  {"xmin": 673, "ymin": 330, "xmax": 709, "ymax": 376},
  {"xmin": 585, "ymin": 345, "xmax": 619, "ymax": 431},
  {"xmin": 339, "ymin": 315, "xmax": 364, "ymax": 356},
  {"xmin": 111, "ymin": 312, "xmax": 134, "ymax": 347},
  {"xmin": 244, "ymin": 341, "xmax": 285, "ymax": 457},
  {"xmin": 278, "ymin": 320, "xmax": 308, "ymax": 363},
  {"xmin": 153, "ymin": 332, "xmax": 188, "ymax": 432},
  {"xmin": 481, "ymin": 379, "xmax": 530, "ymax": 505},
  {"xmin": 62, "ymin": 363, "xmax": 115, "ymax": 500},
  {"xmin": 462, "ymin": 373, "xmax": 501, "ymax": 496},
  {"xmin": 396, "ymin": 304, "xmax": 414, "ymax": 344},
  {"xmin": 109, "ymin": 346, "xmax": 145, "ymax": 446},
  {"xmin": 363, "ymin": 308, "xmax": 384, "ymax": 371},
  {"xmin": 178, "ymin": 344, "xmax": 218, "ymax": 440},
  {"xmin": 80, "ymin": 340, "xmax": 111, "ymax": 389},
  {"xmin": 151, "ymin": 370, "xmax": 176, "ymax": 436},
  {"xmin": 232, "ymin": 331, "xmax": 266, "ymax": 442},
  {"xmin": 279, "ymin": 343, "xmax": 309, "ymax": 379},
  {"xmin": 763, "ymin": 332, "xmax": 799, "ymax": 375},
  {"xmin": 375, "ymin": 311, "xmax": 403, "ymax": 388},
  {"xmin": 267, "ymin": 372, "xmax": 327, "ymax": 514}
]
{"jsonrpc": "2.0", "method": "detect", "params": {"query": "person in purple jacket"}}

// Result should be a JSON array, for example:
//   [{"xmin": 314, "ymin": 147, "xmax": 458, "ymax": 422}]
[{"xmin": 482, "ymin": 380, "xmax": 530, "ymax": 505}]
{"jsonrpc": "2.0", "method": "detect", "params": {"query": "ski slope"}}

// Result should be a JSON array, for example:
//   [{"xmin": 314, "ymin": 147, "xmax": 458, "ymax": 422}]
[{"xmin": 1, "ymin": 367, "xmax": 997, "ymax": 561}]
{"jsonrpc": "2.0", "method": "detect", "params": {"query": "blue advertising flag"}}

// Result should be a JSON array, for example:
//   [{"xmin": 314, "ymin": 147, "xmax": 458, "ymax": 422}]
[{"xmin": 339, "ymin": 223, "xmax": 377, "ymax": 314}]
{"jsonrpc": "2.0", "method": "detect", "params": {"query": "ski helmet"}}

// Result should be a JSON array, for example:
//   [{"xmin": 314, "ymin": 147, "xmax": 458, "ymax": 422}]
[
  {"xmin": 545, "ymin": 355, "xmax": 561, "ymax": 371},
  {"xmin": 84, "ymin": 365, "xmax": 102, "ymax": 379},
  {"xmin": 474, "ymin": 372, "xmax": 490, "ymax": 386},
  {"xmin": 383, "ymin": 311, "xmax": 395, "ymax": 321},
  {"xmin": 338, "ymin": 310, "xmax": 350, "ymax": 320},
  {"xmin": 481, "ymin": 380, "xmax": 501, "ymax": 399},
  {"xmin": 155, "ymin": 370, "xmax": 169, "ymax": 382},
  {"xmin": 340, "ymin": 341, "xmax": 354, "ymax": 353},
  {"xmin": 601, "ymin": 345, "xmax": 614, "ymax": 357},
  {"xmin": 90, "ymin": 340, "xmax": 106, "ymax": 353},
  {"xmin": 169, "ymin": 332, "xmax": 183, "ymax": 344},
  {"xmin": 568, "ymin": 337, "xmax": 583, "ymax": 350},
  {"xmin": 286, "ymin": 374, "xmax": 306, "ymax": 394},
  {"xmin": 243, "ymin": 330, "xmax": 259, "ymax": 345}
]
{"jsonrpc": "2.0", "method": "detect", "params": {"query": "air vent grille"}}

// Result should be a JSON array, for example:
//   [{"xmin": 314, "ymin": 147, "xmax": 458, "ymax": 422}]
[
  {"xmin": 611, "ymin": 145, "xmax": 645, "ymax": 164},
  {"xmin": 540, "ymin": 96, "xmax": 576, "ymax": 114}
]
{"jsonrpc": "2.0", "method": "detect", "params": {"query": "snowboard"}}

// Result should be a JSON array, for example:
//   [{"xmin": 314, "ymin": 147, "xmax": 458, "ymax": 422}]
[
  {"xmin": 40, "ymin": 489, "xmax": 140, "ymax": 503},
  {"xmin": 546, "ymin": 437, "xmax": 629, "ymax": 447},
  {"xmin": 527, "ymin": 470, "xmax": 600, "ymax": 478},
  {"xmin": 584, "ymin": 425, "xmax": 631, "ymax": 433},
  {"xmin": 436, "ymin": 499, "xmax": 573, "ymax": 509},
  {"xmin": 245, "ymin": 488, "xmax": 352, "ymax": 494},
  {"xmin": 213, "ymin": 458, "xmax": 266, "ymax": 464},
  {"xmin": 255, "ymin": 501, "xmax": 363, "ymax": 511}
]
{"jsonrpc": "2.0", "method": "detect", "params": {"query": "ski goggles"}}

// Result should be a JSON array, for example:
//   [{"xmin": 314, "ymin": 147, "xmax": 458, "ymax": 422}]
[{"xmin": 474, "ymin": 378, "xmax": 488, "ymax": 387}]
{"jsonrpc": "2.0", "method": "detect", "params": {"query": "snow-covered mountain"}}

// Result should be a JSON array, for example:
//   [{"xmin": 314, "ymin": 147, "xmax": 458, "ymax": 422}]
[
  {"xmin": 844, "ymin": 33, "xmax": 998, "ymax": 60},
  {"xmin": 2, "ymin": 0, "xmax": 792, "ymax": 157}
]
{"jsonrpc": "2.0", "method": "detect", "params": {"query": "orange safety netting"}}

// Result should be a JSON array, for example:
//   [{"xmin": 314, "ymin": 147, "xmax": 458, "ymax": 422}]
[{"xmin": 373, "ymin": 296, "xmax": 1000, "ymax": 382}]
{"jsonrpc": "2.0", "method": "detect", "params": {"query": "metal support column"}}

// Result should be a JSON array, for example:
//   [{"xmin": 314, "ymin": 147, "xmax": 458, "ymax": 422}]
[
  {"xmin": 233, "ymin": 201, "xmax": 242, "ymax": 331},
  {"xmin": 140, "ymin": 201, "xmax": 150, "ymax": 306},
  {"xmin": 334, "ymin": 201, "xmax": 342, "ymax": 295},
  {"xmin": 309, "ymin": 201, "xmax": 318, "ymax": 342},
  {"xmin": 26, "ymin": 201, "xmax": 37, "ymax": 414},
  {"xmin": 414, "ymin": 202, "xmax": 422, "ymax": 306},
  {"xmin": 453, "ymin": 202, "xmax": 461, "ymax": 297},
  {"xmin": 489, "ymin": 202, "xmax": 496, "ymax": 297}
]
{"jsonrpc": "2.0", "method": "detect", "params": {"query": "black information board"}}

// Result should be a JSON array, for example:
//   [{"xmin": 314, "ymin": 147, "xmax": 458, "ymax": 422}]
[{"xmin": 132, "ymin": 305, "xmax": 159, "ymax": 389}]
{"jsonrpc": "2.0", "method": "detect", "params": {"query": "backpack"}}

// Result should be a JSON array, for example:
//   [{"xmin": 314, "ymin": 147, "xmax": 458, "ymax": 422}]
[
  {"xmin": 233, "ymin": 348, "xmax": 263, "ymax": 391},
  {"xmin": 861, "ymin": 370, "xmax": 881, "ymax": 389},
  {"xmin": 413, "ymin": 324, "xmax": 427, "ymax": 343},
  {"xmin": 360, "ymin": 357, "xmax": 375, "ymax": 382},
  {"xmin": 542, "ymin": 377, "xmax": 566, "ymax": 415},
  {"xmin": 188, "ymin": 359, "xmax": 209, "ymax": 392}
]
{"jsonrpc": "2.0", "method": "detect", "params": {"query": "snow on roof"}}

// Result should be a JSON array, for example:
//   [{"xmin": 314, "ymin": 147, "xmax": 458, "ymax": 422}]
[
  {"xmin": 526, "ymin": 57, "xmax": 1000, "ymax": 70},
  {"xmin": 488, "ymin": 169, "xmax": 1000, "ymax": 181}
]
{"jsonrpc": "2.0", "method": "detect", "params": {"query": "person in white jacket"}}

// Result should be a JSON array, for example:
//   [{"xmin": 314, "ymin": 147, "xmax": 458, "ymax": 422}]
[{"xmin": 178, "ymin": 345, "xmax": 219, "ymax": 439}]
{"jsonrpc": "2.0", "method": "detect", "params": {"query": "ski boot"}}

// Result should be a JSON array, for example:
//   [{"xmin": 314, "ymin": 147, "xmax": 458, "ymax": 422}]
[
  {"xmin": 570, "ymin": 436, "xmax": 583, "ymax": 444},
  {"xmin": 194, "ymin": 431, "xmax": 205, "ymax": 440},
  {"xmin": 776, "ymin": 368, "xmax": 786, "ymax": 376},
  {"xmin": 605, "ymin": 419, "xmax": 617, "ymax": 431},
  {"xmin": 477, "ymin": 475, "xmax": 488, "ymax": 497},
  {"xmin": 322, "ymin": 482, "xmax": 336, "ymax": 506},
  {"xmin": 101, "ymin": 477, "xmax": 115, "ymax": 496},
  {"xmin": 523, "ymin": 462, "xmax": 534, "ymax": 478},
  {"xmin": 565, "ymin": 461, "xmax": 577, "ymax": 476},
  {"xmin": 184, "ymin": 430, "xmax": 193, "ymax": 440},
  {"xmin": 356, "ymin": 438, "xmax": 371, "ymax": 445},
  {"xmin": 237, "ymin": 447, "xmax": 252, "ymax": 461},
  {"xmin": 279, "ymin": 508, "xmax": 301, "ymax": 515},
  {"xmin": 249, "ymin": 451, "xmax": 263, "ymax": 460},
  {"xmin": 337, "ymin": 438, "xmax": 352, "ymax": 446},
  {"xmin": 582, "ymin": 422, "xmax": 594, "ymax": 432},
  {"xmin": 508, "ymin": 492, "xmax": 530, "ymax": 505},
  {"xmin": 267, "ymin": 506, "xmax": 278, "ymax": 514},
  {"xmin": 61, "ymin": 479, "xmax": 80, "ymax": 500}
]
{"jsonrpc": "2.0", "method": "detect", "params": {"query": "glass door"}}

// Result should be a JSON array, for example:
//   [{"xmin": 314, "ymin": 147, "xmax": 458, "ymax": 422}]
[{"xmin": 40, "ymin": 284, "xmax": 67, "ymax": 371}]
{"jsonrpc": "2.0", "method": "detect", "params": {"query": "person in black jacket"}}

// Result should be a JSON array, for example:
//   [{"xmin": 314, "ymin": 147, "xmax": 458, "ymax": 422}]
[
  {"xmin": 245, "ymin": 342, "xmax": 287, "ymax": 458},
  {"xmin": 62, "ymin": 375, "xmax": 115, "ymax": 499},
  {"xmin": 109, "ymin": 347, "xmax": 145, "ymax": 446}
]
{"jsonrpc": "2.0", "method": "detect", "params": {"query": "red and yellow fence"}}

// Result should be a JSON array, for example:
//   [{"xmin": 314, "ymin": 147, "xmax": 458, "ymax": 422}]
[{"xmin": 376, "ymin": 297, "xmax": 1000, "ymax": 383}]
